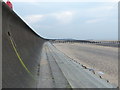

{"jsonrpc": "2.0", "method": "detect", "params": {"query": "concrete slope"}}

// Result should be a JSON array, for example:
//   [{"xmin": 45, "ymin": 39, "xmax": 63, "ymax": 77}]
[
  {"xmin": 46, "ymin": 42, "xmax": 116, "ymax": 88},
  {"xmin": 2, "ymin": 2, "xmax": 45, "ymax": 88},
  {"xmin": 1, "ymin": 1, "xmax": 118, "ymax": 88},
  {"xmin": 0, "ymin": 1, "xmax": 2, "ymax": 90}
]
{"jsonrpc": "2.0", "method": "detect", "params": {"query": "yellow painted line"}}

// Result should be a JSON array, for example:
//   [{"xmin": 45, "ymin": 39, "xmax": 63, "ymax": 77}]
[{"xmin": 9, "ymin": 36, "xmax": 36, "ymax": 80}]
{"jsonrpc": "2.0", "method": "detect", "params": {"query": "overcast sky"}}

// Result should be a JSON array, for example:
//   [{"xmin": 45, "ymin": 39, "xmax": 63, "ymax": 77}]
[{"xmin": 3, "ymin": 0, "xmax": 119, "ymax": 40}]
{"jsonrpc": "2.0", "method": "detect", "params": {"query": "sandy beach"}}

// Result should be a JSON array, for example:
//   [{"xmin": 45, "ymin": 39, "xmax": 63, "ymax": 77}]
[{"xmin": 53, "ymin": 43, "xmax": 118, "ymax": 86}]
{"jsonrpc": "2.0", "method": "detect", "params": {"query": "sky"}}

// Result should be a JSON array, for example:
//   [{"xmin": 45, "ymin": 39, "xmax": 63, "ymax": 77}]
[{"xmin": 3, "ymin": 0, "xmax": 119, "ymax": 40}]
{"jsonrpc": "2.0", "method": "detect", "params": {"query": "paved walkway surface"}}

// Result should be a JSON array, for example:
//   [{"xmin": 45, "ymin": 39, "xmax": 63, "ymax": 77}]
[{"xmin": 37, "ymin": 42, "xmax": 116, "ymax": 88}]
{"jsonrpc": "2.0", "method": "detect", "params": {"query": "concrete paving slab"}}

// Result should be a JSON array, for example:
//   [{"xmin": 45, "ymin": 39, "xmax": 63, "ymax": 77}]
[{"xmin": 47, "ymin": 42, "xmax": 116, "ymax": 88}]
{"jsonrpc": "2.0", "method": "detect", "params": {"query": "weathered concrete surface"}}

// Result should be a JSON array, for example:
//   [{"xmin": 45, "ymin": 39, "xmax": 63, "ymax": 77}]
[
  {"xmin": 53, "ymin": 43, "xmax": 118, "ymax": 86},
  {"xmin": 1, "ymin": 1, "xmax": 119, "ymax": 89},
  {"xmin": 0, "ymin": 1, "xmax": 2, "ymax": 90},
  {"xmin": 37, "ymin": 43, "xmax": 70, "ymax": 88},
  {"xmin": 2, "ymin": 2, "xmax": 44, "ymax": 88},
  {"xmin": 45, "ymin": 42, "xmax": 116, "ymax": 88}
]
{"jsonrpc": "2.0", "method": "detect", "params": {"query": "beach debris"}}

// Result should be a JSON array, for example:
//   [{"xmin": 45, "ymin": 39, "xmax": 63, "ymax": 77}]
[
  {"xmin": 88, "ymin": 68, "xmax": 95, "ymax": 74},
  {"xmin": 98, "ymin": 71, "xmax": 104, "ymax": 75},
  {"xmin": 81, "ymin": 65, "xmax": 88, "ymax": 69}
]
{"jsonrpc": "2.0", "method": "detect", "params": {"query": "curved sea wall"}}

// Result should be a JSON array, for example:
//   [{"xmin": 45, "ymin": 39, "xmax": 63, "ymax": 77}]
[{"xmin": 2, "ymin": 2, "xmax": 45, "ymax": 88}]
